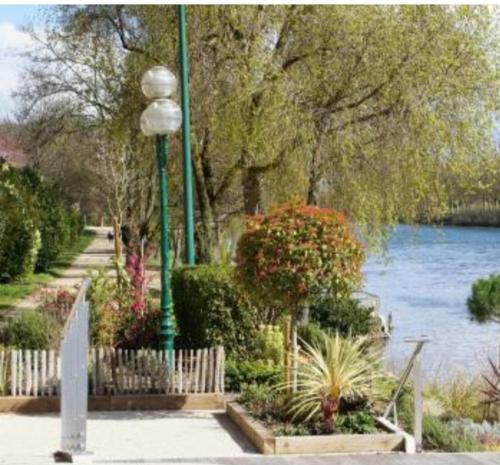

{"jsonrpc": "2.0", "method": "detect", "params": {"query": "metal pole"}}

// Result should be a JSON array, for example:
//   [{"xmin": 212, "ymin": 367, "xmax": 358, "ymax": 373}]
[
  {"xmin": 156, "ymin": 134, "xmax": 175, "ymax": 365},
  {"xmin": 178, "ymin": 4, "xmax": 196, "ymax": 265},
  {"xmin": 413, "ymin": 351, "xmax": 423, "ymax": 453}
]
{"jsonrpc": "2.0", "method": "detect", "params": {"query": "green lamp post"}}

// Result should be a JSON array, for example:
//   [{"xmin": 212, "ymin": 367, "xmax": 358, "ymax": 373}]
[
  {"xmin": 178, "ymin": 4, "xmax": 196, "ymax": 265},
  {"xmin": 140, "ymin": 66, "xmax": 182, "ymax": 365}
]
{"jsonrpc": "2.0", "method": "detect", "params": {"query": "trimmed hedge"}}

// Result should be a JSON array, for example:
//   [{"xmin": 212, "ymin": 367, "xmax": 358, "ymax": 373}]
[
  {"xmin": 310, "ymin": 296, "xmax": 379, "ymax": 337},
  {"xmin": 0, "ymin": 160, "xmax": 82, "ymax": 281},
  {"xmin": 172, "ymin": 265, "xmax": 260, "ymax": 358}
]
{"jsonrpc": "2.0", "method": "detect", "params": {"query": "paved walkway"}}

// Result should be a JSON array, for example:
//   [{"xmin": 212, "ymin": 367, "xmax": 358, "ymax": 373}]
[
  {"xmin": 0, "ymin": 411, "xmax": 498, "ymax": 465},
  {"xmin": 7, "ymin": 227, "xmax": 114, "ymax": 316}
]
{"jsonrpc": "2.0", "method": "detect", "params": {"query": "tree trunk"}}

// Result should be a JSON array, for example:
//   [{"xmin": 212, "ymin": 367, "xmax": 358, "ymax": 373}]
[
  {"xmin": 307, "ymin": 139, "xmax": 323, "ymax": 206},
  {"xmin": 243, "ymin": 167, "xmax": 262, "ymax": 215},
  {"xmin": 192, "ymin": 154, "xmax": 216, "ymax": 263}
]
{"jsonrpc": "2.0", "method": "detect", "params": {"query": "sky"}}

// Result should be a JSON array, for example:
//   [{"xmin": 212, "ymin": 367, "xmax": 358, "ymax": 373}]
[{"xmin": 0, "ymin": 5, "xmax": 39, "ymax": 119}]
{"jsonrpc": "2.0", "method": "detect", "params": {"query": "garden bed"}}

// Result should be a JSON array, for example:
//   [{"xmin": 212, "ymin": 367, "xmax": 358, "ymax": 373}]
[{"xmin": 227, "ymin": 401, "xmax": 414, "ymax": 455}]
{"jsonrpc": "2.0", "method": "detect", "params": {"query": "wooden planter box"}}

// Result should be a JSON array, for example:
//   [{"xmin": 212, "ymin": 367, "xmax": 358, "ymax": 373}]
[
  {"xmin": 227, "ymin": 401, "xmax": 415, "ymax": 455},
  {"xmin": 0, "ymin": 393, "xmax": 225, "ymax": 413}
]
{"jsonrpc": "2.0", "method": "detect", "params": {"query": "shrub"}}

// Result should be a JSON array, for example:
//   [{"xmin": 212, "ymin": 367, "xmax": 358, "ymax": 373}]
[
  {"xmin": 37, "ymin": 288, "xmax": 75, "ymax": 327},
  {"xmin": 0, "ymin": 163, "xmax": 41, "ymax": 282},
  {"xmin": 422, "ymin": 415, "xmax": 484, "ymax": 452},
  {"xmin": 172, "ymin": 265, "xmax": 260, "ymax": 358},
  {"xmin": 310, "ymin": 296, "xmax": 379, "ymax": 337},
  {"xmin": 336, "ymin": 411, "xmax": 377, "ymax": 434},
  {"xmin": 225, "ymin": 358, "xmax": 281, "ymax": 392},
  {"xmin": 0, "ymin": 162, "xmax": 83, "ymax": 280},
  {"xmin": 87, "ymin": 262, "xmax": 160, "ymax": 349},
  {"xmin": 426, "ymin": 376, "xmax": 483, "ymax": 422},
  {"xmin": 235, "ymin": 204, "xmax": 364, "ymax": 314},
  {"xmin": 3, "ymin": 311, "xmax": 58, "ymax": 350},
  {"xmin": 286, "ymin": 332, "xmax": 382, "ymax": 432},
  {"xmin": 254, "ymin": 325, "xmax": 284, "ymax": 365},
  {"xmin": 297, "ymin": 322, "xmax": 325, "ymax": 348},
  {"xmin": 467, "ymin": 274, "xmax": 500, "ymax": 323}
]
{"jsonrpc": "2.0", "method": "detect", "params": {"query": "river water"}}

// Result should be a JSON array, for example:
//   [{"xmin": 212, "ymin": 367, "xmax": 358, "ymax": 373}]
[{"xmin": 364, "ymin": 224, "xmax": 500, "ymax": 378}]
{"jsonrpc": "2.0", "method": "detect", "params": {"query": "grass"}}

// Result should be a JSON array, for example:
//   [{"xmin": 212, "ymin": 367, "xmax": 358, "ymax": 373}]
[{"xmin": 0, "ymin": 231, "xmax": 95, "ymax": 311}]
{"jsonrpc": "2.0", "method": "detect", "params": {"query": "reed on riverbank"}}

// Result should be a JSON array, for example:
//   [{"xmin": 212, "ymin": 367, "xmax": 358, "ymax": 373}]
[{"xmin": 438, "ymin": 202, "xmax": 500, "ymax": 227}]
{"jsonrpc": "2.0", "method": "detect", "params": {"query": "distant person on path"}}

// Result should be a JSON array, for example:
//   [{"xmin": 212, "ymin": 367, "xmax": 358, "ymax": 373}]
[{"xmin": 107, "ymin": 231, "xmax": 114, "ymax": 243}]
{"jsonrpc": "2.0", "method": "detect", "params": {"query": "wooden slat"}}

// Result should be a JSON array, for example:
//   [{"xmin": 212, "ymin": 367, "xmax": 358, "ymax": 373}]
[
  {"xmin": 10, "ymin": 350, "xmax": 16, "ymax": 397},
  {"xmin": 214, "ymin": 347, "xmax": 221, "ymax": 393},
  {"xmin": 194, "ymin": 349, "xmax": 201, "ymax": 394},
  {"xmin": 48, "ymin": 350, "xmax": 56, "ymax": 397},
  {"xmin": 188, "ymin": 350, "xmax": 194, "ymax": 394},
  {"xmin": 56, "ymin": 354, "xmax": 61, "ymax": 396},
  {"xmin": 97, "ymin": 347, "xmax": 104, "ymax": 395},
  {"xmin": 208, "ymin": 348, "xmax": 214, "ymax": 393},
  {"xmin": 201, "ymin": 348, "xmax": 207, "ymax": 393},
  {"xmin": 90, "ymin": 348, "xmax": 97, "ymax": 396},
  {"xmin": 168, "ymin": 350, "xmax": 174, "ymax": 394},
  {"xmin": 25, "ymin": 350, "xmax": 32, "ymax": 396},
  {"xmin": 130, "ymin": 350, "xmax": 136, "ymax": 394},
  {"xmin": 117, "ymin": 349, "xmax": 123, "ymax": 395},
  {"xmin": 18, "ymin": 350, "xmax": 23, "ymax": 396},
  {"xmin": 221, "ymin": 347, "xmax": 225, "ymax": 393},
  {"xmin": 40, "ymin": 350, "xmax": 47, "ymax": 396},
  {"xmin": 177, "ymin": 350, "xmax": 183, "ymax": 394},
  {"xmin": 138, "ymin": 349, "xmax": 144, "ymax": 394},
  {"xmin": 0, "ymin": 350, "xmax": 4, "ymax": 396},
  {"xmin": 33, "ymin": 350, "xmax": 39, "ymax": 397}
]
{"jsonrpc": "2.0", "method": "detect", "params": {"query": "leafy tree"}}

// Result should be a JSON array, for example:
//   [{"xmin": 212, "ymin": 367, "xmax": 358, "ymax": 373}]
[
  {"xmin": 235, "ymin": 204, "xmax": 364, "ymax": 316},
  {"xmin": 235, "ymin": 203, "xmax": 364, "ymax": 385},
  {"xmin": 16, "ymin": 5, "xmax": 500, "ymax": 259}
]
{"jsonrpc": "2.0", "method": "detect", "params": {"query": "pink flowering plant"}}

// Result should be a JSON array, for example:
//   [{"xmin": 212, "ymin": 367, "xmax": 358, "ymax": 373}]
[{"xmin": 88, "ymin": 241, "xmax": 160, "ymax": 349}]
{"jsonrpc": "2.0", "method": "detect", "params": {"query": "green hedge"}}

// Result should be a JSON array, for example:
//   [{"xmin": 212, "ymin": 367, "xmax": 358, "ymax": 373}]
[
  {"xmin": 172, "ymin": 265, "xmax": 260, "ymax": 358},
  {"xmin": 0, "ymin": 160, "xmax": 82, "ymax": 281},
  {"xmin": 310, "ymin": 296, "xmax": 379, "ymax": 337}
]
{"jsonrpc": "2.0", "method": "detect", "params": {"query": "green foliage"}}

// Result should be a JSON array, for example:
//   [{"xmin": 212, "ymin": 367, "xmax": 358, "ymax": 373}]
[
  {"xmin": 286, "ymin": 332, "xmax": 382, "ymax": 432},
  {"xmin": 426, "ymin": 376, "xmax": 483, "ymax": 422},
  {"xmin": 236, "ymin": 204, "xmax": 364, "ymax": 315},
  {"xmin": 3, "ymin": 311, "xmax": 58, "ymax": 350},
  {"xmin": 0, "ymin": 161, "xmax": 83, "ymax": 281},
  {"xmin": 172, "ymin": 265, "xmax": 260, "ymax": 358},
  {"xmin": 467, "ymin": 274, "xmax": 500, "ymax": 323},
  {"xmin": 87, "ymin": 265, "xmax": 160, "ymax": 349},
  {"xmin": 310, "ymin": 297, "xmax": 380, "ymax": 337},
  {"xmin": 225, "ymin": 358, "xmax": 281, "ymax": 392},
  {"xmin": 422, "ymin": 415, "xmax": 484, "ymax": 452},
  {"xmin": 297, "ymin": 322, "xmax": 325, "ymax": 348},
  {"xmin": 88, "ymin": 268, "xmax": 123, "ymax": 347},
  {"xmin": 254, "ymin": 325, "xmax": 284, "ymax": 365},
  {"xmin": 336, "ymin": 411, "xmax": 378, "ymax": 434}
]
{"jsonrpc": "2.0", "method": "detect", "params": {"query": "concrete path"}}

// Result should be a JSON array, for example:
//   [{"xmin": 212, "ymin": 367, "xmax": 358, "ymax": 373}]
[
  {"xmin": 0, "ymin": 410, "xmax": 255, "ymax": 464},
  {"xmin": 7, "ymin": 227, "xmax": 114, "ymax": 315},
  {"xmin": 0, "ymin": 411, "xmax": 498, "ymax": 465}
]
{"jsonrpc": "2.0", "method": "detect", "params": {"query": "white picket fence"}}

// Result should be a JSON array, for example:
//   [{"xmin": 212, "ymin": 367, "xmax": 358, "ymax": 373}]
[{"xmin": 0, "ymin": 346, "xmax": 225, "ymax": 397}]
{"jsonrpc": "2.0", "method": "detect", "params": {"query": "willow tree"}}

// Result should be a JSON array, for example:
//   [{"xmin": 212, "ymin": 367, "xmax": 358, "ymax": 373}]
[
  {"xmin": 17, "ymin": 5, "xmax": 500, "ymax": 258},
  {"xmin": 277, "ymin": 5, "xmax": 499, "ymax": 243}
]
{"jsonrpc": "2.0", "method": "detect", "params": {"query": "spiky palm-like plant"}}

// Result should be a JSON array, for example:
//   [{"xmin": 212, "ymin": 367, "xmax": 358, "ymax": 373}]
[{"xmin": 286, "ymin": 332, "xmax": 381, "ymax": 432}]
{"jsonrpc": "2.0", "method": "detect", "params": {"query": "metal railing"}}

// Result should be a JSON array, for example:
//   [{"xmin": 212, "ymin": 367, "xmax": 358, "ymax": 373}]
[
  {"xmin": 383, "ymin": 335, "xmax": 431, "ymax": 453},
  {"xmin": 58, "ymin": 278, "xmax": 91, "ymax": 460}
]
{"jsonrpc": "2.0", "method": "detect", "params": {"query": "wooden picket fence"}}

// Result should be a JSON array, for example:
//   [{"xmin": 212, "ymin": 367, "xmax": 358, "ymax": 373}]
[{"xmin": 0, "ymin": 346, "xmax": 225, "ymax": 397}]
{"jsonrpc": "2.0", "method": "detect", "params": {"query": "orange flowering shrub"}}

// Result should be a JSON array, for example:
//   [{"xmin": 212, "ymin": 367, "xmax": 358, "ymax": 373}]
[{"xmin": 235, "ymin": 204, "xmax": 364, "ymax": 311}]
